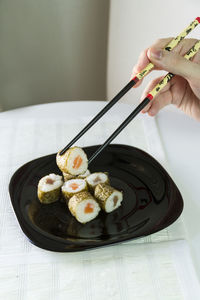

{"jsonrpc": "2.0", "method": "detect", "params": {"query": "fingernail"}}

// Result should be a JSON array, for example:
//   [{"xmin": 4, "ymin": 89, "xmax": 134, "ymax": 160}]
[{"xmin": 148, "ymin": 48, "xmax": 162, "ymax": 60}]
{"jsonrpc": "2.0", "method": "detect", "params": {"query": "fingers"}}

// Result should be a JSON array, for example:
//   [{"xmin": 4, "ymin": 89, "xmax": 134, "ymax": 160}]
[
  {"xmin": 131, "ymin": 38, "xmax": 200, "ymax": 87},
  {"xmin": 147, "ymin": 45, "xmax": 200, "ymax": 83},
  {"xmin": 135, "ymin": 38, "xmax": 173, "ymax": 71},
  {"xmin": 140, "ymin": 76, "xmax": 165, "ymax": 113},
  {"xmin": 140, "ymin": 76, "xmax": 173, "ymax": 115},
  {"xmin": 148, "ymin": 90, "xmax": 173, "ymax": 116},
  {"xmin": 131, "ymin": 38, "xmax": 173, "ymax": 87},
  {"xmin": 172, "ymin": 38, "xmax": 198, "ymax": 56},
  {"xmin": 191, "ymin": 44, "xmax": 200, "ymax": 64},
  {"xmin": 134, "ymin": 48, "xmax": 150, "ymax": 74},
  {"xmin": 130, "ymin": 48, "xmax": 149, "ymax": 88}
]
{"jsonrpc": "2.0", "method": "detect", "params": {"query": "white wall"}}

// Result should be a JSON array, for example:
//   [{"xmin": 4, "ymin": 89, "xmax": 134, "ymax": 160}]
[
  {"xmin": 107, "ymin": 0, "xmax": 200, "ymax": 105},
  {"xmin": 0, "ymin": 0, "xmax": 109, "ymax": 110}
]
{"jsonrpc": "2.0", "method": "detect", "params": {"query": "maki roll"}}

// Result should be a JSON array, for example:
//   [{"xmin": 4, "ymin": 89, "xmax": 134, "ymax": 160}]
[
  {"xmin": 68, "ymin": 191, "xmax": 101, "ymax": 223},
  {"xmin": 78, "ymin": 169, "xmax": 91, "ymax": 179},
  {"xmin": 62, "ymin": 178, "xmax": 88, "ymax": 200},
  {"xmin": 86, "ymin": 172, "xmax": 109, "ymax": 191},
  {"xmin": 37, "ymin": 174, "xmax": 63, "ymax": 204},
  {"xmin": 94, "ymin": 183, "xmax": 123, "ymax": 213},
  {"xmin": 56, "ymin": 146, "xmax": 88, "ymax": 176}
]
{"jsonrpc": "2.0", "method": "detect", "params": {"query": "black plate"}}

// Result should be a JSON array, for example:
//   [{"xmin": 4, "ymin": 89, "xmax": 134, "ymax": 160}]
[{"xmin": 9, "ymin": 144, "xmax": 183, "ymax": 252}]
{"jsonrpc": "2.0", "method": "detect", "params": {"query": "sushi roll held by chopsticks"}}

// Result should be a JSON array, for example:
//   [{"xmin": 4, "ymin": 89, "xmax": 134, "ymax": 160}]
[
  {"xmin": 37, "ymin": 173, "xmax": 63, "ymax": 204},
  {"xmin": 68, "ymin": 191, "xmax": 101, "ymax": 223},
  {"xmin": 94, "ymin": 183, "xmax": 123, "ymax": 213},
  {"xmin": 62, "ymin": 178, "xmax": 88, "ymax": 200},
  {"xmin": 56, "ymin": 146, "xmax": 88, "ymax": 176}
]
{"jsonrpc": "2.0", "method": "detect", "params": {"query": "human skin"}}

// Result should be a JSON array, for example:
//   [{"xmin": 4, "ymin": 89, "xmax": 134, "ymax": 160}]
[{"xmin": 131, "ymin": 38, "xmax": 200, "ymax": 121}]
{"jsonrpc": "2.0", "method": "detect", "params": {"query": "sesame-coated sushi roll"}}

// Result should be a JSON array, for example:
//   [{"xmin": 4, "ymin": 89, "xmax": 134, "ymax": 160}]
[
  {"xmin": 77, "ymin": 169, "xmax": 91, "ymax": 179},
  {"xmin": 86, "ymin": 172, "xmax": 109, "ymax": 191},
  {"xmin": 68, "ymin": 191, "xmax": 101, "ymax": 223},
  {"xmin": 62, "ymin": 172, "xmax": 76, "ymax": 181},
  {"xmin": 94, "ymin": 183, "xmax": 123, "ymax": 213},
  {"xmin": 62, "ymin": 178, "xmax": 88, "ymax": 200},
  {"xmin": 37, "ymin": 174, "xmax": 63, "ymax": 204},
  {"xmin": 56, "ymin": 146, "xmax": 88, "ymax": 176}
]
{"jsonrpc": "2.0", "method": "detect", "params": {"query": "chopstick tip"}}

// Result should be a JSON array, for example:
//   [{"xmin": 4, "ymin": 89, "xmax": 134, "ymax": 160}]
[{"xmin": 59, "ymin": 149, "xmax": 65, "ymax": 156}]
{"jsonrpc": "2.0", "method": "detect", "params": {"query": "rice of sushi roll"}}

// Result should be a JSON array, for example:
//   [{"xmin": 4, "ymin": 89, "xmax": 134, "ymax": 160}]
[
  {"xmin": 68, "ymin": 191, "xmax": 101, "ymax": 223},
  {"xmin": 56, "ymin": 146, "xmax": 88, "ymax": 176},
  {"xmin": 62, "ymin": 178, "xmax": 88, "ymax": 200},
  {"xmin": 86, "ymin": 172, "xmax": 109, "ymax": 191},
  {"xmin": 37, "ymin": 173, "xmax": 63, "ymax": 204},
  {"xmin": 77, "ymin": 169, "xmax": 91, "ymax": 179},
  {"xmin": 62, "ymin": 172, "xmax": 76, "ymax": 181},
  {"xmin": 94, "ymin": 183, "xmax": 123, "ymax": 213}
]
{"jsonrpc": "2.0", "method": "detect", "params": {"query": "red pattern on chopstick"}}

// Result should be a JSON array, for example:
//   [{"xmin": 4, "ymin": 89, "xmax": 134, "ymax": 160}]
[
  {"xmin": 147, "ymin": 93, "xmax": 153, "ymax": 101},
  {"xmin": 196, "ymin": 17, "xmax": 200, "ymax": 23},
  {"xmin": 131, "ymin": 76, "xmax": 139, "ymax": 84}
]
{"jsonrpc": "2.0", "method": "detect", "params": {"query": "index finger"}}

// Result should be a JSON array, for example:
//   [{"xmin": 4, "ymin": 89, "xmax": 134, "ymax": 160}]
[{"xmin": 131, "ymin": 38, "xmax": 173, "ymax": 87}]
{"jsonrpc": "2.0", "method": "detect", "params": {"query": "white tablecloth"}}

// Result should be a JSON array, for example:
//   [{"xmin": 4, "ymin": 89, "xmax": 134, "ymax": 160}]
[{"xmin": 0, "ymin": 101, "xmax": 199, "ymax": 299}]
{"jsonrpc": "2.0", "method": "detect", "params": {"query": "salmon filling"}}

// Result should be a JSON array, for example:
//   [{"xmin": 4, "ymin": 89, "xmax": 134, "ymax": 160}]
[
  {"xmin": 73, "ymin": 155, "xmax": 83, "ymax": 169},
  {"xmin": 93, "ymin": 176, "xmax": 101, "ymax": 184},
  {"xmin": 46, "ymin": 178, "xmax": 54, "ymax": 185},
  {"xmin": 84, "ymin": 203, "xmax": 94, "ymax": 213},
  {"xmin": 113, "ymin": 196, "xmax": 118, "ymax": 207},
  {"xmin": 69, "ymin": 183, "xmax": 79, "ymax": 190}
]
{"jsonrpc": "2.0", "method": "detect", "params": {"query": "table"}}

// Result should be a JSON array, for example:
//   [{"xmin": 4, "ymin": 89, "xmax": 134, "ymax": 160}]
[
  {"xmin": 0, "ymin": 101, "xmax": 200, "ymax": 299},
  {"xmin": 156, "ymin": 106, "xmax": 200, "ymax": 277}
]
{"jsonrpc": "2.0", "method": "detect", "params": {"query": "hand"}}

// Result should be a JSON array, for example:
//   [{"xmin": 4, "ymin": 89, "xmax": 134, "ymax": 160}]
[{"xmin": 131, "ymin": 38, "xmax": 200, "ymax": 121}]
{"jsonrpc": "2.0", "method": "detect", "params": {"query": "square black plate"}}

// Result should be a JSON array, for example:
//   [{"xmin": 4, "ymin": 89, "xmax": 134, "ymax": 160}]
[{"xmin": 9, "ymin": 144, "xmax": 183, "ymax": 252}]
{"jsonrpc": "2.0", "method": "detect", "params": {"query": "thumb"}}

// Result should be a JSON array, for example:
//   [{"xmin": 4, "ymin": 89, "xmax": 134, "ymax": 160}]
[{"xmin": 147, "ymin": 47, "xmax": 200, "ymax": 81}]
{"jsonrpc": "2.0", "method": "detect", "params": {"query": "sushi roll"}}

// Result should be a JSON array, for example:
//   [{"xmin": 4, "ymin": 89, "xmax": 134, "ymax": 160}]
[
  {"xmin": 68, "ymin": 191, "xmax": 101, "ymax": 223},
  {"xmin": 62, "ymin": 172, "xmax": 76, "ymax": 181},
  {"xmin": 77, "ymin": 169, "xmax": 91, "ymax": 179},
  {"xmin": 86, "ymin": 172, "xmax": 109, "ymax": 191},
  {"xmin": 62, "ymin": 178, "xmax": 88, "ymax": 200},
  {"xmin": 56, "ymin": 146, "xmax": 88, "ymax": 176},
  {"xmin": 37, "ymin": 173, "xmax": 63, "ymax": 204},
  {"xmin": 94, "ymin": 183, "xmax": 123, "ymax": 213}
]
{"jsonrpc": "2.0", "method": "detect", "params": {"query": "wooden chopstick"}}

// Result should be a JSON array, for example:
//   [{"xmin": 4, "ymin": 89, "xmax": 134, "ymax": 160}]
[
  {"xmin": 59, "ymin": 17, "xmax": 200, "ymax": 156},
  {"xmin": 88, "ymin": 40, "xmax": 200, "ymax": 164}
]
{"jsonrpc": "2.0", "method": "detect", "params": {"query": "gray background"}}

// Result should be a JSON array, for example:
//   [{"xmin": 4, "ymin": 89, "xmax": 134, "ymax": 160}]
[{"xmin": 0, "ymin": 0, "xmax": 109, "ymax": 110}]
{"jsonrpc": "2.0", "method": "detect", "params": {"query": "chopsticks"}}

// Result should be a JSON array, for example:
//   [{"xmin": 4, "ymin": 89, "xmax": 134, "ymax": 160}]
[
  {"xmin": 88, "ymin": 40, "xmax": 200, "ymax": 163},
  {"xmin": 131, "ymin": 17, "xmax": 200, "ymax": 82},
  {"xmin": 59, "ymin": 17, "xmax": 200, "ymax": 157}
]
